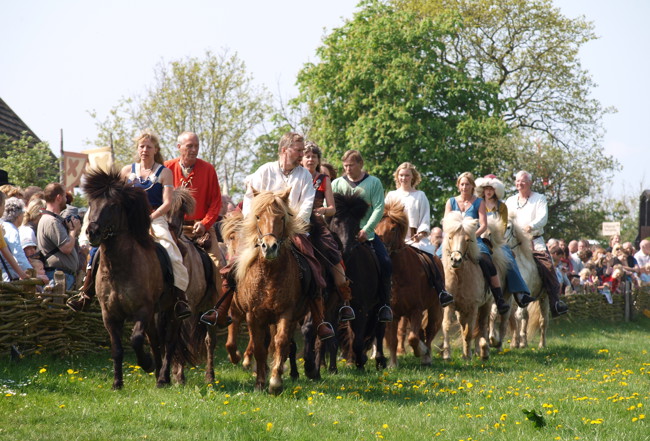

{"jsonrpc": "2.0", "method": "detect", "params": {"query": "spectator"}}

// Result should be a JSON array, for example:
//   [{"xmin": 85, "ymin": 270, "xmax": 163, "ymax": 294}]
[
  {"xmin": 568, "ymin": 240, "xmax": 578, "ymax": 255},
  {"xmin": 320, "ymin": 162, "xmax": 338, "ymax": 181},
  {"xmin": 640, "ymin": 263, "xmax": 650, "ymax": 286},
  {"xmin": 634, "ymin": 239, "xmax": 650, "ymax": 268},
  {"xmin": 22, "ymin": 186, "xmax": 43, "ymax": 203},
  {"xmin": 606, "ymin": 234, "xmax": 620, "ymax": 252},
  {"xmin": 429, "ymin": 226, "xmax": 443, "ymax": 253},
  {"xmin": 19, "ymin": 198, "xmax": 45, "ymax": 249},
  {"xmin": 1, "ymin": 197, "xmax": 32, "ymax": 281}
]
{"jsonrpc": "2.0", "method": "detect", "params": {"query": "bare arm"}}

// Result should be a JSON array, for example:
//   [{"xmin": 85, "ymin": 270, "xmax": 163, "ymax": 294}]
[
  {"xmin": 315, "ymin": 176, "xmax": 336, "ymax": 217},
  {"xmin": 1, "ymin": 246, "xmax": 29, "ymax": 279},
  {"xmin": 475, "ymin": 199, "xmax": 488, "ymax": 236},
  {"xmin": 151, "ymin": 168, "xmax": 173, "ymax": 220}
]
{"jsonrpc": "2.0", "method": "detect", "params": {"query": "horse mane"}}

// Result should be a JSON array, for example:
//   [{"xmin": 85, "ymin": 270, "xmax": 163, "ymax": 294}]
[
  {"xmin": 83, "ymin": 167, "xmax": 154, "ymax": 248},
  {"xmin": 383, "ymin": 199, "xmax": 409, "ymax": 242},
  {"xmin": 507, "ymin": 211, "xmax": 534, "ymax": 260},
  {"xmin": 235, "ymin": 190, "xmax": 307, "ymax": 282},
  {"xmin": 221, "ymin": 209, "xmax": 243, "ymax": 257},
  {"xmin": 169, "ymin": 187, "xmax": 196, "ymax": 220},
  {"xmin": 441, "ymin": 211, "xmax": 480, "ymax": 262},
  {"xmin": 486, "ymin": 217, "xmax": 508, "ymax": 276},
  {"xmin": 333, "ymin": 193, "xmax": 369, "ymax": 222}
]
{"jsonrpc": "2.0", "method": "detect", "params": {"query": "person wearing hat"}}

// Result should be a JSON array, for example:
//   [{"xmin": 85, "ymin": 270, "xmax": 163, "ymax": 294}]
[
  {"xmin": 1, "ymin": 196, "xmax": 33, "ymax": 281},
  {"xmin": 475, "ymin": 175, "xmax": 535, "ymax": 309}
]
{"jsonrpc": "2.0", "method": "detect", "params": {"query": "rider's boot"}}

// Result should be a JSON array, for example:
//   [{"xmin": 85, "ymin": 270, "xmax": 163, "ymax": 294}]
[
  {"xmin": 513, "ymin": 292, "xmax": 536, "ymax": 308},
  {"xmin": 337, "ymin": 281, "xmax": 355, "ymax": 322},
  {"xmin": 311, "ymin": 296, "xmax": 335, "ymax": 341},
  {"xmin": 377, "ymin": 277, "xmax": 394, "ymax": 323},
  {"xmin": 491, "ymin": 286, "xmax": 510, "ymax": 315},
  {"xmin": 66, "ymin": 268, "xmax": 94, "ymax": 312}
]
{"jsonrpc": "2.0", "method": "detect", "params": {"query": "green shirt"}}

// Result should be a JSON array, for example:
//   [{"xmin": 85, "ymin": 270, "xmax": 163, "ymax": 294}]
[{"xmin": 331, "ymin": 174, "xmax": 385, "ymax": 241}]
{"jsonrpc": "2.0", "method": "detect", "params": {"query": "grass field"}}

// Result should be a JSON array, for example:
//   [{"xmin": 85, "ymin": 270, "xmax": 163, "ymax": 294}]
[{"xmin": 1, "ymin": 316, "xmax": 649, "ymax": 441}]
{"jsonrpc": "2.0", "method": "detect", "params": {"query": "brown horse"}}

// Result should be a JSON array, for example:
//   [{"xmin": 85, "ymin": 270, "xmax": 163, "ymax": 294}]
[
  {"xmin": 503, "ymin": 215, "xmax": 549, "ymax": 348},
  {"xmin": 440, "ymin": 212, "xmax": 507, "ymax": 360},
  {"xmin": 232, "ymin": 188, "xmax": 309, "ymax": 394},
  {"xmin": 166, "ymin": 187, "xmax": 220, "ymax": 383},
  {"xmin": 375, "ymin": 200, "xmax": 443, "ymax": 367},
  {"xmin": 84, "ymin": 168, "xmax": 188, "ymax": 389}
]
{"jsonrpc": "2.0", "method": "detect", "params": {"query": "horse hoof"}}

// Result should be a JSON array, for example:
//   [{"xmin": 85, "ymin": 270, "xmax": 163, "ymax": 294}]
[
  {"xmin": 112, "ymin": 381, "xmax": 124, "ymax": 390},
  {"xmin": 269, "ymin": 377, "xmax": 283, "ymax": 395}
]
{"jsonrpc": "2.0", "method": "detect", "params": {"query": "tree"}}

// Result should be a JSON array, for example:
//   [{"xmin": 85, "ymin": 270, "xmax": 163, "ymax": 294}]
[
  {"xmin": 89, "ymin": 50, "xmax": 272, "ymax": 195},
  {"xmin": 0, "ymin": 133, "xmax": 59, "ymax": 188},
  {"xmin": 297, "ymin": 0, "xmax": 507, "ymax": 221}
]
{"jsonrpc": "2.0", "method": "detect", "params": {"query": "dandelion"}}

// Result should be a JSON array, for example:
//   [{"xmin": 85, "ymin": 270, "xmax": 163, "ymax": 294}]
[
  {"xmin": 266, "ymin": 423, "xmax": 273, "ymax": 431},
  {"xmin": 67, "ymin": 369, "xmax": 74, "ymax": 374},
  {"xmin": 500, "ymin": 414, "xmax": 507, "ymax": 421},
  {"xmin": 39, "ymin": 368, "xmax": 47, "ymax": 374},
  {"xmin": 59, "ymin": 404, "xmax": 65, "ymax": 408},
  {"xmin": 382, "ymin": 424, "xmax": 389, "ymax": 429}
]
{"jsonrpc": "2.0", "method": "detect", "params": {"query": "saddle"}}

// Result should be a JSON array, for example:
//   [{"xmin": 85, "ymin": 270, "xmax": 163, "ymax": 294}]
[
  {"xmin": 154, "ymin": 242, "xmax": 175, "ymax": 288},
  {"xmin": 410, "ymin": 246, "xmax": 439, "ymax": 290},
  {"xmin": 290, "ymin": 243, "xmax": 318, "ymax": 299},
  {"xmin": 182, "ymin": 224, "xmax": 212, "ymax": 251}
]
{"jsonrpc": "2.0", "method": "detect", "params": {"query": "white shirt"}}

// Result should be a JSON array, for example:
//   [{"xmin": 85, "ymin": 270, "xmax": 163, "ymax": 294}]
[
  {"xmin": 505, "ymin": 191, "xmax": 548, "ymax": 237},
  {"xmin": 634, "ymin": 250, "xmax": 650, "ymax": 268},
  {"xmin": 385, "ymin": 188, "xmax": 436, "ymax": 254},
  {"xmin": 243, "ymin": 162, "xmax": 315, "ymax": 224}
]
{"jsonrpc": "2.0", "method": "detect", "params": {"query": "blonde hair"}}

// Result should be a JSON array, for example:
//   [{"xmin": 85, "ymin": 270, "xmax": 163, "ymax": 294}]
[
  {"xmin": 22, "ymin": 198, "xmax": 45, "ymax": 225},
  {"xmin": 341, "ymin": 149, "xmax": 363, "ymax": 165},
  {"xmin": 456, "ymin": 172, "xmax": 476, "ymax": 190},
  {"xmin": 133, "ymin": 128, "xmax": 164, "ymax": 164},
  {"xmin": 278, "ymin": 132, "xmax": 304, "ymax": 154},
  {"xmin": 393, "ymin": 162, "xmax": 422, "ymax": 189}
]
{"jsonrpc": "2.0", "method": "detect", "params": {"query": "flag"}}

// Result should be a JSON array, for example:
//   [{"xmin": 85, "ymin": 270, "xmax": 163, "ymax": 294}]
[
  {"xmin": 81, "ymin": 146, "xmax": 113, "ymax": 173},
  {"xmin": 62, "ymin": 151, "xmax": 88, "ymax": 190}
]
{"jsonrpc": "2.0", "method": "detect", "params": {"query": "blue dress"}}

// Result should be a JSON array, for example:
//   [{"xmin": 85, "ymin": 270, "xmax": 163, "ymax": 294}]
[{"xmin": 449, "ymin": 197, "xmax": 491, "ymax": 255}]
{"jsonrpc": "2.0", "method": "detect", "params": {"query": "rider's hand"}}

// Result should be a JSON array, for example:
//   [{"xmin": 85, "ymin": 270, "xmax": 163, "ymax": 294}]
[
  {"xmin": 193, "ymin": 222, "xmax": 207, "ymax": 236},
  {"xmin": 358, "ymin": 229, "xmax": 368, "ymax": 242}
]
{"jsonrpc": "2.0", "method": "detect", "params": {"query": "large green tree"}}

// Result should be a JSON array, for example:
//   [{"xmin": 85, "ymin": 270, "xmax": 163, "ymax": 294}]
[
  {"xmin": 297, "ymin": 0, "xmax": 507, "ymax": 220},
  {"xmin": 90, "ymin": 50, "xmax": 272, "ymax": 195},
  {"xmin": 0, "ymin": 134, "xmax": 58, "ymax": 188}
]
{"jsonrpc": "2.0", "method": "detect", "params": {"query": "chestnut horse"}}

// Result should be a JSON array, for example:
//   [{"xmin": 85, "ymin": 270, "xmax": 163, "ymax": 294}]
[
  {"xmin": 329, "ymin": 193, "xmax": 386, "ymax": 370},
  {"xmin": 232, "ymin": 188, "xmax": 309, "ymax": 394},
  {"xmin": 375, "ymin": 200, "xmax": 443, "ymax": 367},
  {"xmin": 84, "ymin": 168, "xmax": 188, "ymax": 389},
  {"xmin": 166, "ymin": 188, "xmax": 220, "ymax": 383},
  {"xmin": 440, "ymin": 212, "xmax": 507, "ymax": 360},
  {"xmin": 503, "ymin": 215, "xmax": 549, "ymax": 348}
]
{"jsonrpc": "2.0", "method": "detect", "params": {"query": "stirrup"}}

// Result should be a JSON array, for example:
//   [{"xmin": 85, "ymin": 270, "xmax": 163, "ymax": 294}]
[
  {"xmin": 317, "ymin": 322, "xmax": 335, "ymax": 341},
  {"xmin": 514, "ymin": 292, "xmax": 535, "ymax": 308},
  {"xmin": 200, "ymin": 309, "xmax": 218, "ymax": 326},
  {"xmin": 66, "ymin": 293, "xmax": 90, "ymax": 312},
  {"xmin": 339, "ymin": 305, "xmax": 355, "ymax": 322},
  {"xmin": 438, "ymin": 290, "xmax": 454, "ymax": 307},
  {"xmin": 174, "ymin": 301, "xmax": 191, "ymax": 320},
  {"xmin": 378, "ymin": 304, "xmax": 393, "ymax": 323}
]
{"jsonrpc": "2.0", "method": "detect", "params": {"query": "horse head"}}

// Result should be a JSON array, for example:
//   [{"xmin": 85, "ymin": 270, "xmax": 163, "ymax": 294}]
[
  {"xmin": 442, "ymin": 211, "xmax": 479, "ymax": 269},
  {"xmin": 329, "ymin": 193, "xmax": 369, "ymax": 256},
  {"xmin": 375, "ymin": 199, "xmax": 408, "ymax": 253},
  {"xmin": 167, "ymin": 187, "xmax": 196, "ymax": 238},
  {"xmin": 83, "ymin": 167, "xmax": 153, "ymax": 248}
]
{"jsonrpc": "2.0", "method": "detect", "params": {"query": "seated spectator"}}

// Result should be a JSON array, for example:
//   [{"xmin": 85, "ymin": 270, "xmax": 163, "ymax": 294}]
[
  {"xmin": 578, "ymin": 267, "xmax": 598, "ymax": 294},
  {"xmin": 1, "ymin": 197, "xmax": 32, "ymax": 281},
  {"xmin": 635, "ymin": 239, "xmax": 650, "ymax": 268},
  {"xmin": 640, "ymin": 263, "xmax": 650, "ymax": 286},
  {"xmin": 602, "ymin": 264, "xmax": 625, "ymax": 295},
  {"xmin": 612, "ymin": 243, "xmax": 640, "ymax": 285}
]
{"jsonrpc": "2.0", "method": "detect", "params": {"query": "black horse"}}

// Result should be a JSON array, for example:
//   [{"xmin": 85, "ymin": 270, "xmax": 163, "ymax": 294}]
[{"xmin": 329, "ymin": 193, "xmax": 386, "ymax": 370}]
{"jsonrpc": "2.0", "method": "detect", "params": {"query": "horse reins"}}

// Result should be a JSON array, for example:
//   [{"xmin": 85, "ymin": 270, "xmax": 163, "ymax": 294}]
[{"xmin": 255, "ymin": 214, "xmax": 286, "ymax": 247}]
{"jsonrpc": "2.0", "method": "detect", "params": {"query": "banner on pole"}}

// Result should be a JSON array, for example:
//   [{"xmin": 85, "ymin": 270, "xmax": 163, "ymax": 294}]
[
  {"xmin": 81, "ymin": 146, "xmax": 113, "ymax": 173},
  {"xmin": 62, "ymin": 151, "xmax": 88, "ymax": 190}
]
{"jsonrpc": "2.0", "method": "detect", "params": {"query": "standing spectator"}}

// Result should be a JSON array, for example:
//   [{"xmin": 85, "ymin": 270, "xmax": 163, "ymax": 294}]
[
  {"xmin": 1, "ymin": 197, "xmax": 32, "ymax": 281},
  {"xmin": 606, "ymin": 234, "xmax": 621, "ymax": 252},
  {"xmin": 429, "ymin": 226, "xmax": 443, "ymax": 254},
  {"xmin": 634, "ymin": 239, "xmax": 650, "ymax": 268},
  {"xmin": 37, "ymin": 183, "xmax": 81, "ymax": 290},
  {"xmin": 567, "ymin": 240, "xmax": 578, "ymax": 255}
]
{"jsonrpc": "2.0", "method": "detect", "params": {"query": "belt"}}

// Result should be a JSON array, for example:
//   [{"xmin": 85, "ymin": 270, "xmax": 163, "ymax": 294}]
[{"xmin": 532, "ymin": 235, "xmax": 543, "ymax": 240}]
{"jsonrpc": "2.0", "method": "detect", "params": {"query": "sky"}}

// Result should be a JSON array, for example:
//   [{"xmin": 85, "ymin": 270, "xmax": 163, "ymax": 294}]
[{"xmin": 1, "ymin": 0, "xmax": 648, "ymax": 198}]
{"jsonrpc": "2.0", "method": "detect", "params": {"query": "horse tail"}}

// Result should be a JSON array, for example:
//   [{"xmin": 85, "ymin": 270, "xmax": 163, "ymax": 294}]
[
  {"xmin": 173, "ymin": 316, "xmax": 202, "ymax": 367},
  {"xmin": 487, "ymin": 217, "xmax": 509, "ymax": 277},
  {"xmin": 525, "ymin": 298, "xmax": 544, "ymax": 338}
]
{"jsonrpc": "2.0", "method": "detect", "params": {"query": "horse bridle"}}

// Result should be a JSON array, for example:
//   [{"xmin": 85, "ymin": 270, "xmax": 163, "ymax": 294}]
[
  {"xmin": 447, "ymin": 236, "xmax": 473, "ymax": 262},
  {"xmin": 255, "ymin": 214, "xmax": 287, "ymax": 247},
  {"xmin": 504, "ymin": 224, "xmax": 522, "ymax": 251}
]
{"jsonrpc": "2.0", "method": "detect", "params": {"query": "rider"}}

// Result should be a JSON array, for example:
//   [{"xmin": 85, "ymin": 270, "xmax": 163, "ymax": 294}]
[
  {"xmin": 241, "ymin": 132, "xmax": 336, "ymax": 341},
  {"xmin": 331, "ymin": 150, "xmax": 394, "ymax": 323},
  {"xmin": 444, "ymin": 172, "xmax": 510, "ymax": 315},
  {"xmin": 504, "ymin": 170, "xmax": 568, "ymax": 317},
  {"xmin": 384, "ymin": 162, "xmax": 454, "ymax": 307},
  {"xmin": 302, "ymin": 141, "xmax": 355, "ymax": 322},
  {"xmin": 68, "ymin": 130, "xmax": 191, "ymax": 319},
  {"xmin": 164, "ymin": 131, "xmax": 229, "ymax": 327},
  {"xmin": 474, "ymin": 174, "xmax": 535, "ymax": 309}
]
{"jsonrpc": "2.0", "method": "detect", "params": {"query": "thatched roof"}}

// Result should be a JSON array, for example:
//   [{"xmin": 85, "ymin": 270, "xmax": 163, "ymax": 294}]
[{"xmin": 0, "ymin": 97, "xmax": 41, "ymax": 142}]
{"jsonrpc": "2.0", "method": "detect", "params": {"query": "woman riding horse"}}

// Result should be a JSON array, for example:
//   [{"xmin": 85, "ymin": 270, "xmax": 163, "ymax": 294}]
[{"xmin": 385, "ymin": 162, "xmax": 454, "ymax": 307}]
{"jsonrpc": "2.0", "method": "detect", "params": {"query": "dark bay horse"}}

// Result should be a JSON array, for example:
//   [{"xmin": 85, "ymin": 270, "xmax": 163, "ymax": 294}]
[
  {"xmin": 84, "ymin": 168, "xmax": 188, "ymax": 389},
  {"xmin": 232, "ymin": 188, "xmax": 309, "ymax": 394},
  {"xmin": 166, "ymin": 187, "xmax": 220, "ymax": 383},
  {"xmin": 329, "ymin": 193, "xmax": 386, "ymax": 370},
  {"xmin": 375, "ymin": 200, "xmax": 443, "ymax": 367}
]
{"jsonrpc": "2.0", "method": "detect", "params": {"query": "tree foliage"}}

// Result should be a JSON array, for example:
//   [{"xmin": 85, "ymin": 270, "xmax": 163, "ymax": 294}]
[
  {"xmin": 0, "ymin": 133, "xmax": 59, "ymax": 188},
  {"xmin": 89, "ymin": 50, "xmax": 272, "ymax": 195},
  {"xmin": 297, "ymin": 0, "xmax": 507, "ymax": 221}
]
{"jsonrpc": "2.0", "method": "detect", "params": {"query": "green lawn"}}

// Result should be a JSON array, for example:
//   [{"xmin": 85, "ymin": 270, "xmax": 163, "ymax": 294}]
[{"xmin": 1, "ymin": 317, "xmax": 649, "ymax": 441}]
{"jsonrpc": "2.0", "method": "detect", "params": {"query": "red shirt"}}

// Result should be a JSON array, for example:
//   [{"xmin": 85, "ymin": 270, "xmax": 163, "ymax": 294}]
[{"xmin": 164, "ymin": 158, "xmax": 222, "ymax": 230}]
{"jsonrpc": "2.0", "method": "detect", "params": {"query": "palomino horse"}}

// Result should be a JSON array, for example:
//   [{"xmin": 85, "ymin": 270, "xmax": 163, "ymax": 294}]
[
  {"xmin": 440, "ymin": 212, "xmax": 507, "ymax": 360},
  {"xmin": 375, "ymin": 200, "xmax": 442, "ymax": 367},
  {"xmin": 503, "ymin": 215, "xmax": 549, "ymax": 348},
  {"xmin": 84, "ymin": 168, "xmax": 189, "ymax": 389},
  {"xmin": 231, "ymin": 188, "xmax": 310, "ymax": 394},
  {"xmin": 166, "ymin": 188, "xmax": 220, "ymax": 383},
  {"xmin": 329, "ymin": 193, "xmax": 386, "ymax": 370}
]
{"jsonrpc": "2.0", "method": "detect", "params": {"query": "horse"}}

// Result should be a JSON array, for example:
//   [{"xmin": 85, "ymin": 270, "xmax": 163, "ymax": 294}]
[
  {"xmin": 165, "ymin": 187, "xmax": 220, "ymax": 383},
  {"xmin": 375, "ymin": 200, "xmax": 443, "ymax": 367},
  {"xmin": 502, "ymin": 215, "xmax": 549, "ymax": 348},
  {"xmin": 440, "ymin": 212, "xmax": 508, "ymax": 360},
  {"xmin": 83, "ymin": 168, "xmax": 188, "ymax": 389},
  {"xmin": 231, "ymin": 188, "xmax": 310, "ymax": 394},
  {"xmin": 329, "ymin": 193, "xmax": 386, "ymax": 370}
]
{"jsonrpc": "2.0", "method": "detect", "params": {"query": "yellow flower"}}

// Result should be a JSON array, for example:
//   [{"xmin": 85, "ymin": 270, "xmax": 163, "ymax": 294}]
[
  {"xmin": 266, "ymin": 423, "xmax": 273, "ymax": 431},
  {"xmin": 67, "ymin": 369, "xmax": 74, "ymax": 374},
  {"xmin": 382, "ymin": 424, "xmax": 389, "ymax": 429},
  {"xmin": 500, "ymin": 414, "xmax": 507, "ymax": 421},
  {"xmin": 39, "ymin": 368, "xmax": 47, "ymax": 374},
  {"xmin": 59, "ymin": 404, "xmax": 65, "ymax": 409}
]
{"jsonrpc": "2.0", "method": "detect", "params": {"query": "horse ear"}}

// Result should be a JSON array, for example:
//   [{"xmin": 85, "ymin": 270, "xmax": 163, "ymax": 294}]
[
  {"xmin": 251, "ymin": 186, "xmax": 259, "ymax": 198},
  {"xmin": 279, "ymin": 187, "xmax": 292, "ymax": 202}
]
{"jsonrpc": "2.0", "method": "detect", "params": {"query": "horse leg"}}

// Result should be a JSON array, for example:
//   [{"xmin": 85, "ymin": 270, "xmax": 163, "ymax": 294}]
[
  {"xmin": 156, "ymin": 312, "xmax": 178, "ymax": 388},
  {"xmin": 226, "ymin": 314, "xmax": 243, "ymax": 365},
  {"xmin": 374, "ymin": 322, "xmax": 387, "ymax": 370},
  {"xmin": 288, "ymin": 338, "xmax": 299, "ymax": 380},
  {"xmin": 476, "ymin": 304, "xmax": 491, "ymax": 360},
  {"xmin": 242, "ymin": 332, "xmax": 255, "ymax": 371},
  {"xmin": 204, "ymin": 326, "xmax": 217, "ymax": 383},
  {"xmin": 441, "ymin": 307, "xmax": 453, "ymax": 360},
  {"xmin": 396, "ymin": 316, "xmax": 408, "ymax": 355},
  {"xmin": 131, "ymin": 319, "xmax": 155, "ymax": 374},
  {"xmin": 269, "ymin": 318, "xmax": 294, "ymax": 395},
  {"xmin": 104, "ymin": 318, "xmax": 126, "ymax": 389},
  {"xmin": 539, "ymin": 297, "xmax": 549, "ymax": 348},
  {"xmin": 250, "ymin": 322, "xmax": 268, "ymax": 392},
  {"xmin": 457, "ymin": 309, "xmax": 476, "ymax": 360},
  {"xmin": 385, "ymin": 319, "xmax": 399, "ymax": 369},
  {"xmin": 489, "ymin": 303, "xmax": 500, "ymax": 349},
  {"xmin": 351, "ymin": 316, "xmax": 368, "ymax": 370},
  {"xmin": 409, "ymin": 311, "xmax": 430, "ymax": 366},
  {"xmin": 301, "ymin": 315, "xmax": 320, "ymax": 380},
  {"xmin": 519, "ymin": 306, "xmax": 529, "ymax": 348}
]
